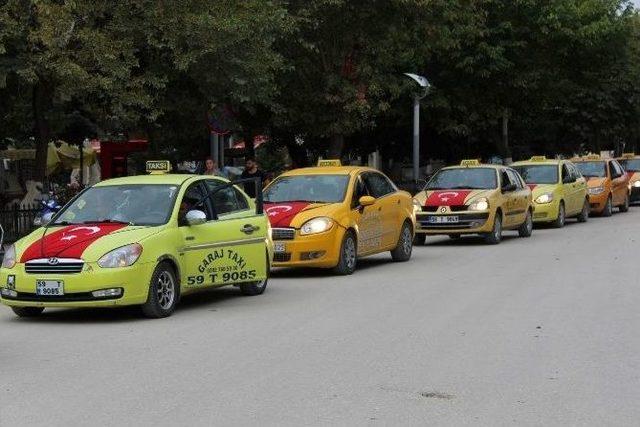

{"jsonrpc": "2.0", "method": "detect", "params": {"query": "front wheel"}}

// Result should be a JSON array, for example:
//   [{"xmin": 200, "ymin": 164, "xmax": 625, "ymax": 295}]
[
  {"xmin": 577, "ymin": 199, "xmax": 589, "ymax": 223},
  {"xmin": 12, "ymin": 307, "xmax": 44, "ymax": 318},
  {"xmin": 391, "ymin": 222, "xmax": 413, "ymax": 262},
  {"xmin": 483, "ymin": 213, "xmax": 502, "ymax": 245},
  {"xmin": 602, "ymin": 196, "xmax": 613, "ymax": 217},
  {"xmin": 518, "ymin": 210, "xmax": 533, "ymax": 237},
  {"xmin": 552, "ymin": 202, "xmax": 565, "ymax": 228},
  {"xmin": 141, "ymin": 262, "xmax": 178, "ymax": 318},
  {"xmin": 619, "ymin": 194, "xmax": 630, "ymax": 212},
  {"xmin": 334, "ymin": 231, "xmax": 357, "ymax": 275}
]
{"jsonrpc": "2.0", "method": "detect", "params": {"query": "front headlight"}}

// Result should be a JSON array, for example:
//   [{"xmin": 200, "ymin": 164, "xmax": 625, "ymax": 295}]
[
  {"xmin": 1, "ymin": 244, "xmax": 16, "ymax": 269},
  {"xmin": 412, "ymin": 199, "xmax": 422, "ymax": 214},
  {"xmin": 588, "ymin": 186, "xmax": 605, "ymax": 195},
  {"xmin": 97, "ymin": 244, "xmax": 142, "ymax": 268},
  {"xmin": 468, "ymin": 198, "xmax": 489, "ymax": 211},
  {"xmin": 535, "ymin": 193, "xmax": 554, "ymax": 204},
  {"xmin": 633, "ymin": 181, "xmax": 640, "ymax": 188},
  {"xmin": 300, "ymin": 217, "xmax": 334, "ymax": 235}
]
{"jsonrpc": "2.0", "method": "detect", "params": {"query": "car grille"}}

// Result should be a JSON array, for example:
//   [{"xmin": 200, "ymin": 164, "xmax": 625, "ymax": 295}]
[
  {"xmin": 272, "ymin": 228, "xmax": 295, "ymax": 240},
  {"xmin": 24, "ymin": 258, "xmax": 84, "ymax": 274},
  {"xmin": 422, "ymin": 205, "xmax": 467, "ymax": 212},
  {"xmin": 273, "ymin": 253, "xmax": 292, "ymax": 262}
]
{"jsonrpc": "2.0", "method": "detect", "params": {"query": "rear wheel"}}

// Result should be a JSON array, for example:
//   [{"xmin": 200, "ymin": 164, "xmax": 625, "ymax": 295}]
[
  {"xmin": 552, "ymin": 202, "xmax": 565, "ymax": 228},
  {"xmin": 602, "ymin": 196, "xmax": 613, "ymax": 217},
  {"xmin": 141, "ymin": 262, "xmax": 178, "ymax": 318},
  {"xmin": 577, "ymin": 199, "xmax": 589, "ymax": 223},
  {"xmin": 334, "ymin": 231, "xmax": 357, "ymax": 275},
  {"xmin": 518, "ymin": 210, "xmax": 533, "ymax": 237},
  {"xmin": 483, "ymin": 213, "xmax": 502, "ymax": 245},
  {"xmin": 619, "ymin": 194, "xmax": 630, "ymax": 212},
  {"xmin": 391, "ymin": 222, "xmax": 413, "ymax": 262},
  {"xmin": 12, "ymin": 307, "xmax": 44, "ymax": 318}
]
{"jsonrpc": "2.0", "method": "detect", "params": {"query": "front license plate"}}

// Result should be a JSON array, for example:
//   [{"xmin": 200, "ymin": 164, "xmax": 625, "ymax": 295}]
[
  {"xmin": 427, "ymin": 216, "xmax": 459, "ymax": 224},
  {"xmin": 36, "ymin": 280, "xmax": 64, "ymax": 296},
  {"xmin": 274, "ymin": 242, "xmax": 286, "ymax": 253}
]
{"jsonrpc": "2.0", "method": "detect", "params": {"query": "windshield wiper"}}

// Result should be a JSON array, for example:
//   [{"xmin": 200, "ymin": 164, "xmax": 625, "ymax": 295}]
[{"xmin": 82, "ymin": 219, "xmax": 135, "ymax": 226}]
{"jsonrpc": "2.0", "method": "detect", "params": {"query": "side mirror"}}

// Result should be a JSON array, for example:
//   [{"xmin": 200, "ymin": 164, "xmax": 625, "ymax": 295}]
[
  {"xmin": 359, "ymin": 196, "xmax": 376, "ymax": 207},
  {"xmin": 185, "ymin": 210, "xmax": 207, "ymax": 226},
  {"xmin": 502, "ymin": 183, "xmax": 517, "ymax": 193}
]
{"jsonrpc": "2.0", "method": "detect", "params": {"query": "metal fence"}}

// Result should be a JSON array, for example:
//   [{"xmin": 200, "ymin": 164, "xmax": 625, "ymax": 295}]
[{"xmin": 0, "ymin": 204, "xmax": 39, "ymax": 245}]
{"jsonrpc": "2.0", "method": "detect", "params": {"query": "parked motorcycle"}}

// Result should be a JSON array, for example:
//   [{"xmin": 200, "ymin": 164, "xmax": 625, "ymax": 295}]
[{"xmin": 33, "ymin": 191, "xmax": 62, "ymax": 226}]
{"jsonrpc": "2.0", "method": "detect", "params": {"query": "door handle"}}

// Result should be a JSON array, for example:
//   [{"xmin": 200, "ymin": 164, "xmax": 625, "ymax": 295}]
[{"xmin": 240, "ymin": 224, "xmax": 260, "ymax": 234}]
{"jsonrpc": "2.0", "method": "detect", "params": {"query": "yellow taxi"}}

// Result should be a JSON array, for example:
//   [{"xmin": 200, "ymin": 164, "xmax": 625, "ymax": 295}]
[
  {"xmin": 572, "ymin": 154, "xmax": 630, "ymax": 216},
  {"xmin": 262, "ymin": 160, "xmax": 416, "ymax": 275},
  {"xmin": 413, "ymin": 160, "xmax": 533, "ymax": 244},
  {"xmin": 0, "ymin": 161, "xmax": 273, "ymax": 318},
  {"xmin": 617, "ymin": 153, "xmax": 640, "ymax": 204},
  {"xmin": 511, "ymin": 156, "xmax": 589, "ymax": 227}
]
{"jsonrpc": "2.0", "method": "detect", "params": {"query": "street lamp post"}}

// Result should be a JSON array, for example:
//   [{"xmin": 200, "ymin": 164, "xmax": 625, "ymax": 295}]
[{"xmin": 403, "ymin": 73, "xmax": 431, "ymax": 183}]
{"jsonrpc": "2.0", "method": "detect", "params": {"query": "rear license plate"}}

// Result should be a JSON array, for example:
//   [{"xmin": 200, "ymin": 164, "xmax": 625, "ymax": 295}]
[
  {"xmin": 427, "ymin": 216, "xmax": 459, "ymax": 224},
  {"xmin": 36, "ymin": 280, "xmax": 64, "ymax": 296},
  {"xmin": 274, "ymin": 242, "xmax": 286, "ymax": 253}
]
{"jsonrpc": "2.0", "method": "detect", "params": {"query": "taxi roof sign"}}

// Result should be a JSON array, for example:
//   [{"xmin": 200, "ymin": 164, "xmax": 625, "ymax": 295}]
[
  {"xmin": 530, "ymin": 155, "xmax": 547, "ymax": 162},
  {"xmin": 585, "ymin": 154, "xmax": 601, "ymax": 160},
  {"xmin": 146, "ymin": 160, "xmax": 172, "ymax": 174},
  {"xmin": 460, "ymin": 159, "xmax": 481, "ymax": 167},
  {"xmin": 317, "ymin": 159, "xmax": 342, "ymax": 167},
  {"xmin": 622, "ymin": 152, "xmax": 636, "ymax": 158}
]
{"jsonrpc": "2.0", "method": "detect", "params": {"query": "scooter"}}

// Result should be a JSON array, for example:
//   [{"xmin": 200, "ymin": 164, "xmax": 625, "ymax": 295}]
[{"xmin": 33, "ymin": 192, "xmax": 62, "ymax": 226}]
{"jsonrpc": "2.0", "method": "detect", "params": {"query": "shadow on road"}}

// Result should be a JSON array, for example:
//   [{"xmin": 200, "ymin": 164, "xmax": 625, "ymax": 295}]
[{"xmin": 271, "ymin": 256, "xmax": 392, "ymax": 279}]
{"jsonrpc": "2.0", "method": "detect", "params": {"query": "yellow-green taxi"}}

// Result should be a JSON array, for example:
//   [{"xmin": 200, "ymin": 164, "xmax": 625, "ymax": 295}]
[
  {"xmin": 512, "ymin": 156, "xmax": 589, "ymax": 227},
  {"xmin": 413, "ymin": 160, "xmax": 534, "ymax": 244},
  {"xmin": 0, "ymin": 161, "xmax": 273, "ymax": 318}
]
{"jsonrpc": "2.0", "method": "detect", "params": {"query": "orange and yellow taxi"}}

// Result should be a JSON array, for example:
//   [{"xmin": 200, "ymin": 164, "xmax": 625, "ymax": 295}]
[
  {"xmin": 413, "ymin": 160, "xmax": 534, "ymax": 244},
  {"xmin": 572, "ymin": 154, "xmax": 630, "ymax": 216},
  {"xmin": 617, "ymin": 153, "xmax": 640, "ymax": 204},
  {"xmin": 511, "ymin": 156, "xmax": 589, "ymax": 227},
  {"xmin": 262, "ymin": 160, "xmax": 416, "ymax": 275}
]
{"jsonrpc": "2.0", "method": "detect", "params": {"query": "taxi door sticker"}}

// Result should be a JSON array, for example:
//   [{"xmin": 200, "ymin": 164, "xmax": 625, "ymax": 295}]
[
  {"xmin": 358, "ymin": 209, "xmax": 383, "ymax": 253},
  {"xmin": 186, "ymin": 247, "xmax": 263, "ymax": 286}
]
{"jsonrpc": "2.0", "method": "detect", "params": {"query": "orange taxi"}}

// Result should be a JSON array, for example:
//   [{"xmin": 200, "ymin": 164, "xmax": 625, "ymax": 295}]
[{"xmin": 572, "ymin": 155, "xmax": 630, "ymax": 216}]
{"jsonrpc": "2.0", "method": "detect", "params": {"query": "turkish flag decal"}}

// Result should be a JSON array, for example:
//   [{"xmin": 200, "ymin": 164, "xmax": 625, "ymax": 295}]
[
  {"xmin": 20, "ymin": 224, "xmax": 127, "ymax": 262},
  {"xmin": 527, "ymin": 184, "xmax": 537, "ymax": 191},
  {"xmin": 425, "ymin": 190, "xmax": 472, "ymax": 207},
  {"xmin": 264, "ymin": 202, "xmax": 311, "ymax": 227}
]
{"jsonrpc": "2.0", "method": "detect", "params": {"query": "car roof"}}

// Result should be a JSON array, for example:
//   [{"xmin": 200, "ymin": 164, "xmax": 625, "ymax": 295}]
[
  {"xmin": 440, "ymin": 164, "xmax": 503, "ymax": 171},
  {"xmin": 93, "ymin": 174, "xmax": 226, "ymax": 187},
  {"xmin": 511, "ymin": 160, "xmax": 562, "ymax": 166},
  {"xmin": 279, "ymin": 166, "xmax": 376, "ymax": 176}
]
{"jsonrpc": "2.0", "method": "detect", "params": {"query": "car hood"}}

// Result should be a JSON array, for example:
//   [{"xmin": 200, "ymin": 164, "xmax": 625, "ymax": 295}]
[
  {"xmin": 16, "ymin": 224, "xmax": 163, "ymax": 263},
  {"xmin": 586, "ymin": 177, "xmax": 607, "ymax": 188},
  {"xmin": 264, "ymin": 201, "xmax": 343, "ymax": 228},
  {"xmin": 527, "ymin": 184, "xmax": 557, "ymax": 197},
  {"xmin": 414, "ymin": 189, "xmax": 497, "ymax": 206}
]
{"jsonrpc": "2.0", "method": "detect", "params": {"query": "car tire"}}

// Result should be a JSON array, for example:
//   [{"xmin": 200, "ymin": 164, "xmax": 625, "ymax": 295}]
[
  {"xmin": 413, "ymin": 233, "xmax": 426, "ymax": 246},
  {"xmin": 334, "ymin": 230, "xmax": 357, "ymax": 275},
  {"xmin": 240, "ymin": 254, "xmax": 270, "ymax": 296},
  {"xmin": 141, "ymin": 262, "xmax": 178, "ymax": 318},
  {"xmin": 552, "ymin": 202, "xmax": 565, "ymax": 228},
  {"xmin": 518, "ymin": 210, "xmax": 533, "ymax": 237},
  {"xmin": 602, "ymin": 195, "xmax": 613, "ymax": 217},
  {"xmin": 12, "ymin": 307, "xmax": 44, "ymax": 318},
  {"xmin": 577, "ymin": 199, "xmax": 589, "ymax": 223},
  {"xmin": 391, "ymin": 221, "xmax": 413, "ymax": 262},
  {"xmin": 483, "ymin": 213, "xmax": 502, "ymax": 245},
  {"xmin": 619, "ymin": 194, "xmax": 630, "ymax": 212}
]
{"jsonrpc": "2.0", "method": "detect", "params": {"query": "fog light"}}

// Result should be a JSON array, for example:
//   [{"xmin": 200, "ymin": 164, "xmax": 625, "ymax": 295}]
[
  {"xmin": 91, "ymin": 288, "xmax": 123, "ymax": 298},
  {"xmin": 6, "ymin": 275, "xmax": 15, "ymax": 290},
  {"xmin": 1, "ymin": 288, "xmax": 17, "ymax": 298},
  {"xmin": 300, "ymin": 251, "xmax": 326, "ymax": 261}
]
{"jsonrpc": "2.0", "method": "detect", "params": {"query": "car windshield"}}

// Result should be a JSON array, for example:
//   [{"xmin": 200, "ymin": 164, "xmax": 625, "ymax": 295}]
[
  {"xmin": 575, "ymin": 161, "xmax": 606, "ymax": 178},
  {"xmin": 619, "ymin": 159, "xmax": 640, "ymax": 172},
  {"xmin": 53, "ymin": 184, "xmax": 179, "ymax": 226},
  {"xmin": 512, "ymin": 165, "xmax": 558, "ymax": 184},
  {"xmin": 426, "ymin": 168, "xmax": 497, "ymax": 190},
  {"xmin": 264, "ymin": 175, "xmax": 349, "ymax": 203}
]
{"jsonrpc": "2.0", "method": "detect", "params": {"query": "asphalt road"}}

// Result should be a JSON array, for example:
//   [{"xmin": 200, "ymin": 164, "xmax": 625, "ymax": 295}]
[{"xmin": 1, "ymin": 208, "xmax": 639, "ymax": 426}]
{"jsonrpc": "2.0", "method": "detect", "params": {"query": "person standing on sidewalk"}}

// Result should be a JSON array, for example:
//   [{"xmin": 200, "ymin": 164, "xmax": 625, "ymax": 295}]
[
  {"xmin": 240, "ymin": 157, "xmax": 269, "ymax": 198},
  {"xmin": 203, "ymin": 157, "xmax": 227, "ymax": 178}
]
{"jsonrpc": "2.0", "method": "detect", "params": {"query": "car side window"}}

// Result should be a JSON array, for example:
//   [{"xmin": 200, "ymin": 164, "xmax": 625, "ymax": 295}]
[
  {"xmin": 205, "ymin": 180, "xmax": 249, "ymax": 217},
  {"xmin": 561, "ymin": 164, "xmax": 572, "ymax": 183},
  {"xmin": 500, "ymin": 170, "xmax": 512, "ymax": 189},
  {"xmin": 179, "ymin": 182, "xmax": 211, "ymax": 225},
  {"xmin": 363, "ymin": 172, "xmax": 395, "ymax": 198},
  {"xmin": 351, "ymin": 175, "xmax": 370, "ymax": 208},
  {"xmin": 506, "ymin": 169, "xmax": 523, "ymax": 189},
  {"xmin": 613, "ymin": 161, "xmax": 625, "ymax": 177}
]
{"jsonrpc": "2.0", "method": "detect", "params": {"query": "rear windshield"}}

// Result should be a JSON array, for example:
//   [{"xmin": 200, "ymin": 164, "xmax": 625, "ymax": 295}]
[
  {"xmin": 426, "ymin": 168, "xmax": 497, "ymax": 190},
  {"xmin": 575, "ymin": 161, "xmax": 606, "ymax": 178},
  {"xmin": 512, "ymin": 165, "xmax": 558, "ymax": 185}
]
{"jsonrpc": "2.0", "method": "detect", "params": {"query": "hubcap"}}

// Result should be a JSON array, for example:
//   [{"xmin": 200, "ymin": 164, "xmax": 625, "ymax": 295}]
[
  {"xmin": 156, "ymin": 271, "xmax": 175, "ymax": 310},
  {"xmin": 559, "ymin": 206, "xmax": 565, "ymax": 224},
  {"xmin": 344, "ymin": 237, "xmax": 356, "ymax": 269},
  {"xmin": 401, "ymin": 227, "xmax": 412, "ymax": 254},
  {"xmin": 495, "ymin": 217, "xmax": 502, "ymax": 238},
  {"xmin": 527, "ymin": 213, "xmax": 533, "ymax": 232}
]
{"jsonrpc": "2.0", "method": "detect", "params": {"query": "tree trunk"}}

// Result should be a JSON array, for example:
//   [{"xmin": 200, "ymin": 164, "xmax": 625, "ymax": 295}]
[
  {"xmin": 243, "ymin": 129, "xmax": 255, "ymax": 160},
  {"xmin": 328, "ymin": 134, "xmax": 344, "ymax": 158},
  {"xmin": 500, "ymin": 108, "xmax": 512, "ymax": 165},
  {"xmin": 32, "ymin": 82, "xmax": 51, "ymax": 183}
]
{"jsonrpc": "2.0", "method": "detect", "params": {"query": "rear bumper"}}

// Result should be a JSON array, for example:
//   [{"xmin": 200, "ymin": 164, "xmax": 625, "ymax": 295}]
[{"xmin": 415, "ymin": 211, "xmax": 493, "ymax": 235}]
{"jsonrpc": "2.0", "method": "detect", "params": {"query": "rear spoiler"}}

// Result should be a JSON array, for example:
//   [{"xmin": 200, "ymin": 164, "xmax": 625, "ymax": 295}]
[{"xmin": 197, "ymin": 177, "xmax": 264, "ymax": 219}]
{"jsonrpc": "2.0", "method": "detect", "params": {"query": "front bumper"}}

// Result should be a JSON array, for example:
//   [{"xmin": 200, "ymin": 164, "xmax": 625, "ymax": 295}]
[
  {"xmin": 415, "ymin": 211, "xmax": 494, "ymax": 235},
  {"xmin": 0, "ymin": 262, "xmax": 155, "ymax": 308},
  {"xmin": 532, "ymin": 200, "xmax": 560, "ymax": 223},
  {"xmin": 272, "ymin": 226, "xmax": 343, "ymax": 269},
  {"xmin": 588, "ymin": 191, "xmax": 608, "ymax": 213}
]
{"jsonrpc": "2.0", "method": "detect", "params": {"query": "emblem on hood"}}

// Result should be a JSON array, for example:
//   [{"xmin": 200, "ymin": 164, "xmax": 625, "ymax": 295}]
[{"xmin": 47, "ymin": 257, "xmax": 59, "ymax": 265}]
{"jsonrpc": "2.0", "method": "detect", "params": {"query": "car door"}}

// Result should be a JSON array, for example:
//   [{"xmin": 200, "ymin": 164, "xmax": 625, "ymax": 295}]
[
  {"xmin": 506, "ymin": 169, "xmax": 529, "ymax": 225},
  {"xmin": 560, "ymin": 162, "xmax": 578, "ymax": 214},
  {"xmin": 610, "ymin": 160, "xmax": 628, "ymax": 205},
  {"xmin": 363, "ymin": 172, "xmax": 399, "ymax": 249},
  {"xmin": 567, "ymin": 162, "xmax": 587, "ymax": 214},
  {"xmin": 351, "ymin": 173, "xmax": 383, "ymax": 255},
  {"xmin": 499, "ymin": 169, "xmax": 517, "ymax": 226},
  {"xmin": 178, "ymin": 179, "xmax": 268, "ymax": 289}
]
